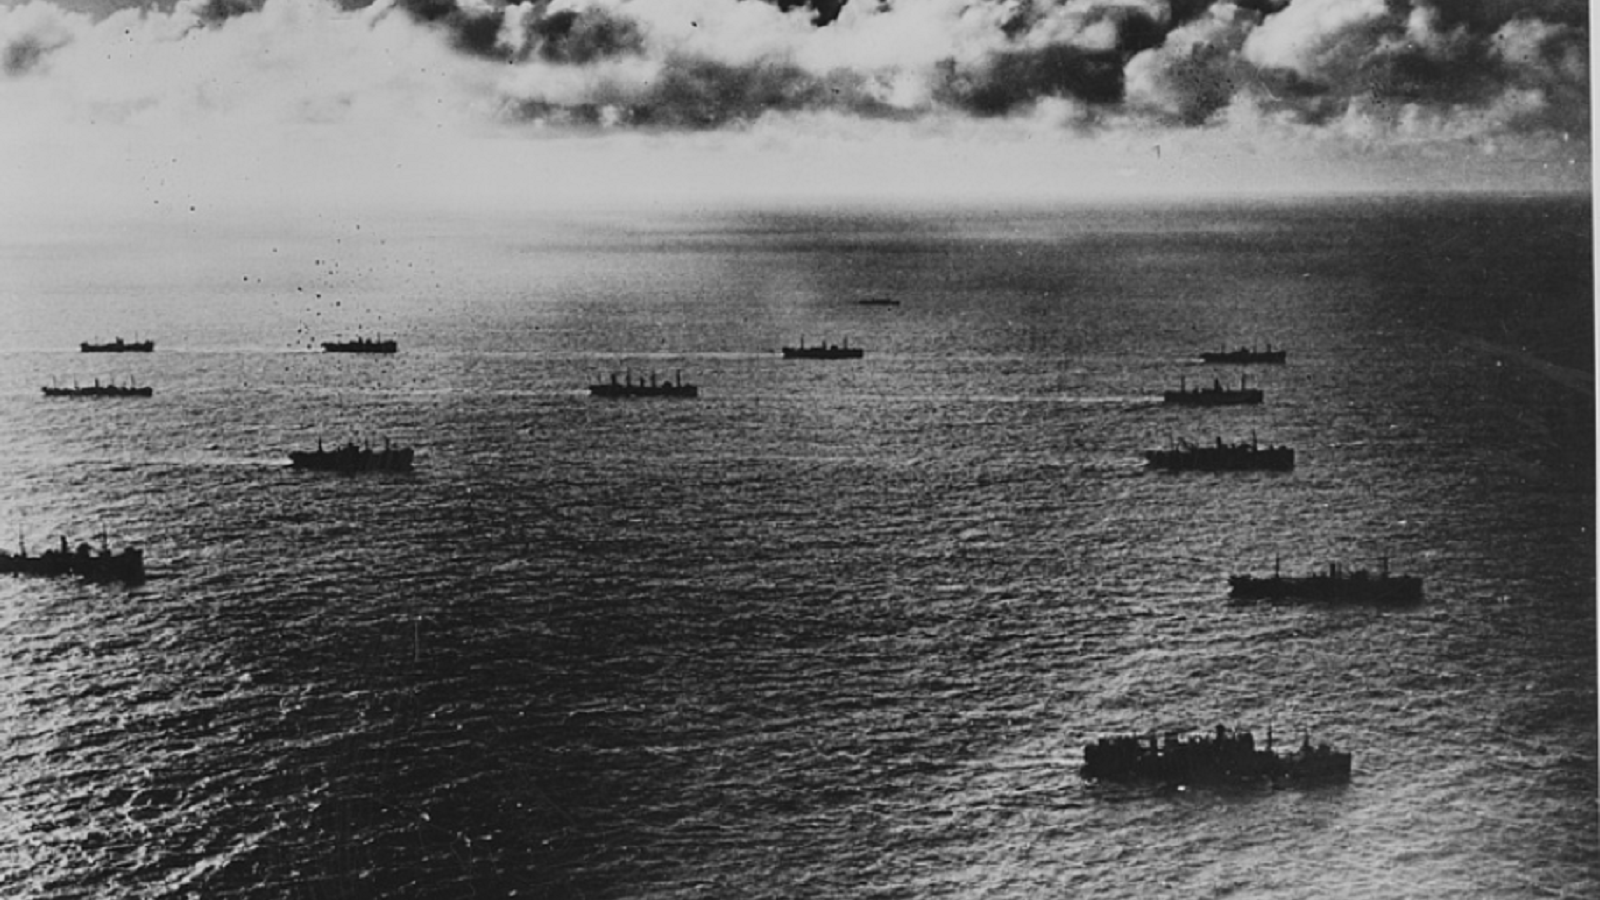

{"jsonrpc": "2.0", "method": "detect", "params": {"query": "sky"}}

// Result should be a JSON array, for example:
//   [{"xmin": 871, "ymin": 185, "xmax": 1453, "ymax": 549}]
[{"xmin": 0, "ymin": 0, "xmax": 1590, "ymax": 222}]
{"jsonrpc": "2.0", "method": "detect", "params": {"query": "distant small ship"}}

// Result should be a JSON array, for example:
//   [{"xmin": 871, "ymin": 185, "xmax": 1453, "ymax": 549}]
[
  {"xmin": 289, "ymin": 439, "xmax": 415, "ymax": 472},
  {"xmin": 80, "ymin": 337, "xmax": 153, "ymax": 353},
  {"xmin": 1162, "ymin": 374, "xmax": 1262, "ymax": 406},
  {"xmin": 321, "ymin": 337, "xmax": 397, "ymax": 354},
  {"xmin": 1144, "ymin": 435, "xmax": 1294, "ymax": 471},
  {"xmin": 1081, "ymin": 724, "xmax": 1351, "ymax": 786},
  {"xmin": 589, "ymin": 370, "xmax": 698, "ymax": 398},
  {"xmin": 857, "ymin": 297, "xmax": 900, "ymax": 307},
  {"xmin": 781, "ymin": 338, "xmax": 864, "ymax": 359},
  {"xmin": 0, "ymin": 534, "xmax": 145, "ymax": 584},
  {"xmin": 1199, "ymin": 344, "xmax": 1285, "ymax": 364},
  {"xmin": 1229, "ymin": 558, "xmax": 1423, "ymax": 604},
  {"xmin": 42, "ymin": 377, "xmax": 152, "ymax": 398}
]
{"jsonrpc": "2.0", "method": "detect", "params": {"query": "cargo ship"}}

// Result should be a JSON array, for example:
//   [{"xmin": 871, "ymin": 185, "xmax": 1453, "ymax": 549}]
[
  {"xmin": 1162, "ymin": 374, "xmax": 1263, "ymax": 406},
  {"xmin": 1199, "ymin": 344, "xmax": 1285, "ymax": 364},
  {"xmin": 80, "ymin": 337, "xmax": 153, "ymax": 353},
  {"xmin": 781, "ymin": 338, "xmax": 864, "ymax": 360},
  {"xmin": 288, "ymin": 439, "xmax": 415, "ymax": 473},
  {"xmin": 1229, "ymin": 558, "xmax": 1423, "ymax": 604},
  {"xmin": 1082, "ymin": 724, "xmax": 1351, "ymax": 786},
  {"xmin": 0, "ymin": 534, "xmax": 146, "ymax": 584},
  {"xmin": 321, "ymin": 337, "xmax": 397, "ymax": 354},
  {"xmin": 589, "ymin": 370, "xmax": 699, "ymax": 398},
  {"xmin": 1144, "ymin": 435, "xmax": 1294, "ymax": 471},
  {"xmin": 42, "ymin": 377, "xmax": 152, "ymax": 398}
]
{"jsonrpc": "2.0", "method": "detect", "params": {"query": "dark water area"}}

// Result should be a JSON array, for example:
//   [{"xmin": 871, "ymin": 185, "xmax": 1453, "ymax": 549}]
[{"xmin": 0, "ymin": 195, "xmax": 1593, "ymax": 898}]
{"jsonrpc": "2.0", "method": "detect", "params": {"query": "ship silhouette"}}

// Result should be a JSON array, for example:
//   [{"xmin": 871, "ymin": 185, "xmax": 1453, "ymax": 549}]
[
  {"xmin": 1162, "ymin": 374, "xmax": 1263, "ymax": 406},
  {"xmin": 321, "ymin": 337, "xmax": 397, "ymax": 354},
  {"xmin": 1082, "ymin": 724, "xmax": 1351, "ymax": 786},
  {"xmin": 1144, "ymin": 434, "xmax": 1294, "ymax": 471},
  {"xmin": 0, "ymin": 533, "xmax": 145, "ymax": 584},
  {"xmin": 589, "ymin": 370, "xmax": 699, "ymax": 398},
  {"xmin": 289, "ymin": 438, "xmax": 415, "ymax": 473},
  {"xmin": 1199, "ymin": 343, "xmax": 1285, "ymax": 364},
  {"xmin": 80, "ymin": 337, "xmax": 154, "ymax": 353},
  {"xmin": 1229, "ymin": 557, "xmax": 1423, "ymax": 605},
  {"xmin": 42, "ymin": 377, "xmax": 152, "ymax": 398},
  {"xmin": 781, "ymin": 338, "xmax": 864, "ymax": 359}
]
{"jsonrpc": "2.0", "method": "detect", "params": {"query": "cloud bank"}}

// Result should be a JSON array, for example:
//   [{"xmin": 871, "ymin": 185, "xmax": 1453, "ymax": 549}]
[{"xmin": 0, "ymin": 0, "xmax": 1589, "ymax": 216}]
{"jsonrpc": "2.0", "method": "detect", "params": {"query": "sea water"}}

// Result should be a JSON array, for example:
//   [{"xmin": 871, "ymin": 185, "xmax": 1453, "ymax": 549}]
[{"xmin": 0, "ymin": 195, "xmax": 1592, "ymax": 898}]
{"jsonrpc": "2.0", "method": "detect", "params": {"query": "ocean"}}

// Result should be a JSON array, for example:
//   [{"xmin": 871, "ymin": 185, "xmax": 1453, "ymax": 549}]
[{"xmin": 0, "ymin": 194, "xmax": 1593, "ymax": 898}]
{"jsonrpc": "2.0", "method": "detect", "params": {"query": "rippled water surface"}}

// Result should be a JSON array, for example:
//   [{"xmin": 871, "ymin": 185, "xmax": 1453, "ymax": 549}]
[{"xmin": 0, "ymin": 196, "xmax": 1593, "ymax": 898}]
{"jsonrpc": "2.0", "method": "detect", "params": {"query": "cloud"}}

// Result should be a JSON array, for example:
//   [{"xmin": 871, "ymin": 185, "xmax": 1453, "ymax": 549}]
[
  {"xmin": 0, "ymin": 0, "xmax": 1588, "ymax": 219},
  {"xmin": 1241, "ymin": 0, "xmax": 1389, "ymax": 76},
  {"xmin": 6, "ymin": 0, "xmax": 1586, "ymax": 138},
  {"xmin": 1125, "ymin": 3, "xmax": 1257, "ymax": 125},
  {"xmin": 1, "ymin": 1, "xmax": 76, "ymax": 76}
]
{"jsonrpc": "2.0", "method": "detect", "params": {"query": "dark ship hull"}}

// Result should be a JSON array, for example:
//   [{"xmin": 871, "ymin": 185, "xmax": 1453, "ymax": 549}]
[
  {"xmin": 589, "ymin": 372, "xmax": 698, "ymax": 398},
  {"xmin": 42, "ymin": 382, "xmax": 152, "ymax": 398},
  {"xmin": 1162, "ymin": 389, "xmax": 1262, "ymax": 406},
  {"xmin": 1162, "ymin": 376, "xmax": 1262, "ymax": 406},
  {"xmin": 289, "ymin": 442, "xmax": 415, "ymax": 473},
  {"xmin": 1082, "ymin": 725, "xmax": 1351, "ymax": 786},
  {"xmin": 782, "ymin": 342, "xmax": 864, "ymax": 359},
  {"xmin": 322, "ymin": 339, "xmax": 397, "ymax": 354},
  {"xmin": 589, "ymin": 384, "xmax": 699, "ymax": 398},
  {"xmin": 1199, "ymin": 347, "xmax": 1286, "ymax": 364},
  {"xmin": 1145, "ymin": 439, "xmax": 1294, "ymax": 471},
  {"xmin": 80, "ymin": 339, "xmax": 153, "ymax": 353},
  {"xmin": 1230, "ymin": 562, "xmax": 1423, "ymax": 604},
  {"xmin": 0, "ymin": 538, "xmax": 145, "ymax": 584}
]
